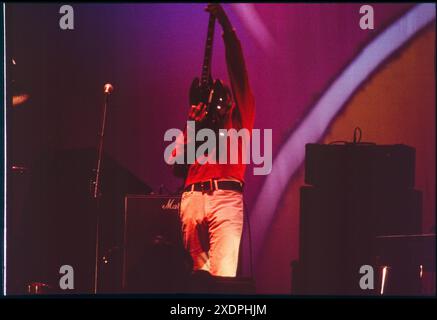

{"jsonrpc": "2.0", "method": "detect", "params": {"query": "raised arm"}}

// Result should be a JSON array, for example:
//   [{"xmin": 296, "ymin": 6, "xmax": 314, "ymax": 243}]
[{"xmin": 206, "ymin": 4, "xmax": 255, "ymax": 129}]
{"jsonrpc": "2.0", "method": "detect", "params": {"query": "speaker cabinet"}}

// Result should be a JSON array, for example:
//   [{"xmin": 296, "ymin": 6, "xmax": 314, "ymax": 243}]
[
  {"xmin": 295, "ymin": 143, "xmax": 422, "ymax": 295},
  {"xmin": 122, "ymin": 194, "xmax": 191, "ymax": 293},
  {"xmin": 298, "ymin": 186, "xmax": 422, "ymax": 294},
  {"xmin": 122, "ymin": 195, "xmax": 257, "ymax": 294},
  {"xmin": 305, "ymin": 144, "xmax": 415, "ymax": 189}
]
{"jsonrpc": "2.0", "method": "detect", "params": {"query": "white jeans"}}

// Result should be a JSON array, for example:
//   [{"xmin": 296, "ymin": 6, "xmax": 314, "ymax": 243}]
[{"xmin": 179, "ymin": 189, "xmax": 244, "ymax": 277}]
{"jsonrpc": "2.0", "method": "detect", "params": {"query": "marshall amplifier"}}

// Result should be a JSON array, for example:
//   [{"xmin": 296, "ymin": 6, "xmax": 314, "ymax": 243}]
[{"xmin": 122, "ymin": 194, "xmax": 191, "ymax": 293}]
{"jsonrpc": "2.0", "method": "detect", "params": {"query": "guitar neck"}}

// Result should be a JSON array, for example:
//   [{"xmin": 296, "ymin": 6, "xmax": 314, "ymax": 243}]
[{"xmin": 200, "ymin": 13, "xmax": 216, "ymax": 86}]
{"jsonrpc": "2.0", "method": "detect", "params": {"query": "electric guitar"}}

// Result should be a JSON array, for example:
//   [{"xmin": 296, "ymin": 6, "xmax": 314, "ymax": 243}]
[{"xmin": 189, "ymin": 13, "xmax": 230, "ymax": 124}]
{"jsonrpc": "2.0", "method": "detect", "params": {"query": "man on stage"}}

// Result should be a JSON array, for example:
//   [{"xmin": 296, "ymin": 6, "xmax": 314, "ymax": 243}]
[{"xmin": 168, "ymin": 4, "xmax": 255, "ymax": 278}]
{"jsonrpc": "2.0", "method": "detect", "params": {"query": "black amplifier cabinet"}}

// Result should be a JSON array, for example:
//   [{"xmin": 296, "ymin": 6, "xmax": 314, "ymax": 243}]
[
  {"xmin": 305, "ymin": 143, "xmax": 415, "ymax": 189},
  {"xmin": 122, "ymin": 194, "xmax": 190, "ymax": 293},
  {"xmin": 294, "ymin": 143, "xmax": 422, "ymax": 295},
  {"xmin": 122, "ymin": 194, "xmax": 257, "ymax": 294},
  {"xmin": 297, "ymin": 186, "xmax": 422, "ymax": 295}
]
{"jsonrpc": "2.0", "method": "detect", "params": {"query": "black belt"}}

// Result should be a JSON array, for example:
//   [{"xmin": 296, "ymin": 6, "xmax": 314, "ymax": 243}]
[{"xmin": 184, "ymin": 180, "xmax": 243, "ymax": 193}]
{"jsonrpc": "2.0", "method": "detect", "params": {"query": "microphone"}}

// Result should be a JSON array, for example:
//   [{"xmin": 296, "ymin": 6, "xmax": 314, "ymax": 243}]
[{"xmin": 103, "ymin": 83, "xmax": 114, "ymax": 95}]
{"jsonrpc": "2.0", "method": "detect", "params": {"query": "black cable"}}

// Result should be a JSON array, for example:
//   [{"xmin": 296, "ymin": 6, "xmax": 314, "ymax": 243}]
[
  {"xmin": 330, "ymin": 127, "xmax": 375, "ymax": 146},
  {"xmin": 353, "ymin": 127, "xmax": 362, "ymax": 143}
]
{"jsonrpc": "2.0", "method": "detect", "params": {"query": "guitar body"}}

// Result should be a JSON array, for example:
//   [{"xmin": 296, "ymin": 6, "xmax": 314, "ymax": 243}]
[{"xmin": 189, "ymin": 77, "xmax": 230, "ymax": 124}]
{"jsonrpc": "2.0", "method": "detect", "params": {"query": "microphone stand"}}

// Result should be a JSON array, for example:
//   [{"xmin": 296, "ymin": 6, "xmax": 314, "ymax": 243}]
[{"xmin": 92, "ymin": 84, "xmax": 113, "ymax": 294}]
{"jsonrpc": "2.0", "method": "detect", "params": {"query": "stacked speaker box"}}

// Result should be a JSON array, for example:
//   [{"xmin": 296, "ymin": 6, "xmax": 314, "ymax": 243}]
[{"xmin": 294, "ymin": 143, "xmax": 422, "ymax": 295}]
